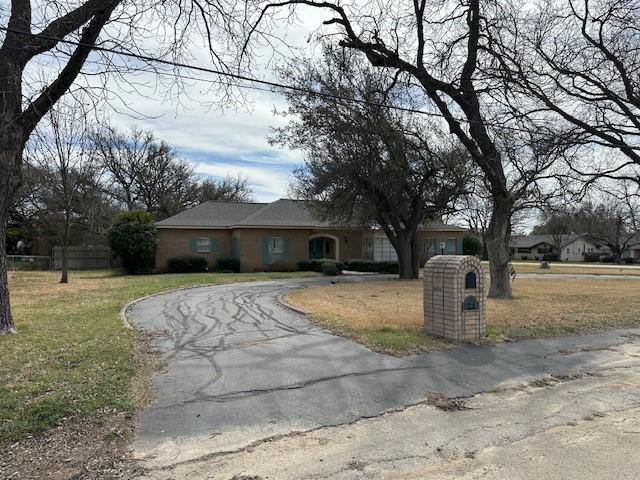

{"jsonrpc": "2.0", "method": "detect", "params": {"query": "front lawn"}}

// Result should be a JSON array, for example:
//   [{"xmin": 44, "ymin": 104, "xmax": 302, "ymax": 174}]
[
  {"xmin": 285, "ymin": 277, "xmax": 640, "ymax": 355},
  {"xmin": 0, "ymin": 269, "xmax": 314, "ymax": 445},
  {"xmin": 508, "ymin": 263, "xmax": 640, "ymax": 276}
]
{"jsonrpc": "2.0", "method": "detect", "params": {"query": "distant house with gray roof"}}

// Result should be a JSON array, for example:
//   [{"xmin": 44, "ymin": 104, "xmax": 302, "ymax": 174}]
[
  {"xmin": 154, "ymin": 199, "xmax": 466, "ymax": 272},
  {"xmin": 510, "ymin": 233, "xmax": 611, "ymax": 262}
]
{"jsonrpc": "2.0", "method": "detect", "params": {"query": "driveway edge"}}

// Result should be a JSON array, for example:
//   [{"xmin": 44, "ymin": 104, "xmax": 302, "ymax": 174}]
[
  {"xmin": 120, "ymin": 284, "xmax": 216, "ymax": 330},
  {"xmin": 276, "ymin": 291, "xmax": 311, "ymax": 316}
]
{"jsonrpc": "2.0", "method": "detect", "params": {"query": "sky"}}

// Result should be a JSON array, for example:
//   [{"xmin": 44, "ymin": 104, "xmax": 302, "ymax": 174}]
[
  {"xmin": 110, "ymin": 88, "xmax": 298, "ymax": 202},
  {"xmin": 101, "ymin": 6, "xmax": 334, "ymax": 203}
]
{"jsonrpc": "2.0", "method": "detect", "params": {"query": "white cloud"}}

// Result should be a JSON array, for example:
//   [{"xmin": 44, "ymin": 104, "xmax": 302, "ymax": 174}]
[{"xmin": 193, "ymin": 160, "xmax": 291, "ymax": 202}]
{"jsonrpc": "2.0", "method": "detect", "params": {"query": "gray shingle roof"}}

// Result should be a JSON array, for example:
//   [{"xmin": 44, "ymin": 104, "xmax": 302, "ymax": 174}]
[
  {"xmin": 155, "ymin": 201, "xmax": 267, "ymax": 227},
  {"xmin": 510, "ymin": 234, "xmax": 584, "ymax": 248},
  {"xmin": 156, "ymin": 199, "xmax": 467, "ymax": 231},
  {"xmin": 237, "ymin": 199, "xmax": 333, "ymax": 227}
]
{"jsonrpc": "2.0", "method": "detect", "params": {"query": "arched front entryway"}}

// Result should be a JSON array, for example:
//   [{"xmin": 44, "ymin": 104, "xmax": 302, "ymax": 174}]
[{"xmin": 309, "ymin": 234, "xmax": 339, "ymax": 260}]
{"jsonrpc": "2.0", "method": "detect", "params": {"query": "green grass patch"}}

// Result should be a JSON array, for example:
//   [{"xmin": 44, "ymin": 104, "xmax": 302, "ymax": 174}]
[
  {"xmin": 360, "ymin": 327, "xmax": 451, "ymax": 355},
  {"xmin": 0, "ymin": 269, "xmax": 316, "ymax": 444}
]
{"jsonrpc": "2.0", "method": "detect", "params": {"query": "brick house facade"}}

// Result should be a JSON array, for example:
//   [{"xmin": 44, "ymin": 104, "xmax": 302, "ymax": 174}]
[{"xmin": 155, "ymin": 199, "xmax": 466, "ymax": 272}]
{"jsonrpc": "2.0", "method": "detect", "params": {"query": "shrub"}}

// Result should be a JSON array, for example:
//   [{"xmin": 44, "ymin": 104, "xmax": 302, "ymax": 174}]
[
  {"xmin": 321, "ymin": 262, "xmax": 338, "ymax": 276},
  {"xmin": 462, "ymin": 235, "xmax": 482, "ymax": 256},
  {"xmin": 583, "ymin": 253, "xmax": 600, "ymax": 262},
  {"xmin": 215, "ymin": 257, "xmax": 241, "ymax": 273},
  {"xmin": 343, "ymin": 259, "xmax": 399, "ymax": 274},
  {"xmin": 297, "ymin": 259, "xmax": 343, "ymax": 272},
  {"xmin": 167, "ymin": 255, "xmax": 208, "ymax": 273},
  {"xmin": 296, "ymin": 260, "xmax": 315, "ymax": 271},
  {"xmin": 267, "ymin": 261, "xmax": 297, "ymax": 272},
  {"xmin": 600, "ymin": 256, "xmax": 615, "ymax": 263},
  {"xmin": 542, "ymin": 253, "xmax": 559, "ymax": 262},
  {"xmin": 107, "ymin": 211, "xmax": 158, "ymax": 274}
]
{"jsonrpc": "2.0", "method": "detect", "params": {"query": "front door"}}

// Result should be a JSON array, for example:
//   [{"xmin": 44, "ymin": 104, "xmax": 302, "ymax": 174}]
[{"xmin": 309, "ymin": 237, "xmax": 335, "ymax": 260}]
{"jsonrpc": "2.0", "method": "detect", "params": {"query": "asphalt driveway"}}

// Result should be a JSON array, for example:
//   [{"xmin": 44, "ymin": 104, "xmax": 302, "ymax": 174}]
[{"xmin": 127, "ymin": 276, "xmax": 640, "ymax": 467}]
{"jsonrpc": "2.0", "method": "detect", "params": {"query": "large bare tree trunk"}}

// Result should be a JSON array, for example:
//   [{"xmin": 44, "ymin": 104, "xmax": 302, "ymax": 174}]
[
  {"xmin": 486, "ymin": 194, "xmax": 513, "ymax": 298},
  {"xmin": 0, "ymin": 210, "xmax": 15, "ymax": 335},
  {"xmin": 0, "ymin": 141, "xmax": 21, "ymax": 335},
  {"xmin": 397, "ymin": 250, "xmax": 414, "ymax": 280}
]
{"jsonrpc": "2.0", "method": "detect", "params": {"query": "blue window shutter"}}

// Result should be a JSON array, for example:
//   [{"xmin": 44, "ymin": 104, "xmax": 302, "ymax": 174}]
[
  {"xmin": 262, "ymin": 238, "xmax": 270, "ymax": 265},
  {"xmin": 210, "ymin": 238, "xmax": 219, "ymax": 253},
  {"xmin": 189, "ymin": 238, "xmax": 197, "ymax": 253},
  {"xmin": 232, "ymin": 238, "xmax": 240, "ymax": 258},
  {"xmin": 456, "ymin": 238, "xmax": 463, "ymax": 255},
  {"xmin": 283, "ymin": 238, "xmax": 290, "ymax": 260}
]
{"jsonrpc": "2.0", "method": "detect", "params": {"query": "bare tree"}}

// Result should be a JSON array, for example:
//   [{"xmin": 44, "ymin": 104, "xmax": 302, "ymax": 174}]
[
  {"xmin": 0, "ymin": 0, "xmax": 246, "ymax": 333},
  {"xmin": 458, "ymin": 182, "xmax": 493, "ymax": 261},
  {"xmin": 94, "ymin": 125, "xmax": 240, "ymax": 219},
  {"xmin": 198, "ymin": 174, "xmax": 254, "ymax": 203},
  {"xmin": 27, "ymin": 100, "xmax": 101, "ymax": 283},
  {"xmin": 92, "ymin": 126, "xmax": 156, "ymax": 211},
  {"xmin": 493, "ymin": 0, "xmax": 640, "ymax": 186},
  {"xmin": 246, "ymin": 0, "xmax": 564, "ymax": 298},
  {"xmin": 574, "ymin": 183, "xmax": 640, "ymax": 264},
  {"xmin": 133, "ymin": 142, "xmax": 201, "ymax": 220}
]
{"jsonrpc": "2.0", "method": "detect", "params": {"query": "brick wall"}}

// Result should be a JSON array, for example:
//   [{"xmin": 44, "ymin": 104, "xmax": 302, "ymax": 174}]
[{"xmin": 155, "ymin": 228, "xmax": 232, "ymax": 271}]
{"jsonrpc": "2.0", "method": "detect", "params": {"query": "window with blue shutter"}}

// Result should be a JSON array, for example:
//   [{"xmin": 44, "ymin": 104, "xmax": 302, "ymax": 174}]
[{"xmin": 262, "ymin": 238, "xmax": 270, "ymax": 265}]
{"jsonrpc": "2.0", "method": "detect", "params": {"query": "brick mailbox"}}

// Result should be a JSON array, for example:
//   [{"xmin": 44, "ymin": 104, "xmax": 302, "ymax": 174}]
[{"xmin": 423, "ymin": 255, "xmax": 485, "ymax": 341}]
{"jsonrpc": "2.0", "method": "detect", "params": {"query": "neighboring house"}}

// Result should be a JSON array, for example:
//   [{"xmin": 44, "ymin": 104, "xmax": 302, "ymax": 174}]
[
  {"xmin": 154, "ymin": 199, "xmax": 466, "ymax": 272},
  {"xmin": 510, "ymin": 234, "xmax": 611, "ymax": 262},
  {"xmin": 510, "ymin": 235, "xmax": 556, "ymax": 261}
]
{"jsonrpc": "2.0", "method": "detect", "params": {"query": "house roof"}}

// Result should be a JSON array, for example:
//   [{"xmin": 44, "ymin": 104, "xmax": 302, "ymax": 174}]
[
  {"xmin": 511, "ymin": 233, "xmax": 601, "ymax": 249},
  {"xmin": 236, "ymin": 199, "xmax": 333, "ymax": 228},
  {"xmin": 156, "ymin": 199, "xmax": 467, "ymax": 231},
  {"xmin": 421, "ymin": 221, "xmax": 467, "ymax": 233},
  {"xmin": 155, "ymin": 201, "xmax": 267, "ymax": 228},
  {"xmin": 511, "ymin": 234, "xmax": 557, "ymax": 248}
]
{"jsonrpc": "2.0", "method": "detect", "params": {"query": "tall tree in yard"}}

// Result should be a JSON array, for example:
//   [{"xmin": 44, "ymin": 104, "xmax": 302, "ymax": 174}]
[
  {"xmin": 274, "ymin": 47, "xmax": 471, "ymax": 279},
  {"xmin": 27, "ymin": 100, "xmax": 101, "ymax": 283},
  {"xmin": 0, "ymin": 0, "xmax": 245, "ymax": 334},
  {"xmin": 246, "ymin": 0, "xmax": 565, "ymax": 297}
]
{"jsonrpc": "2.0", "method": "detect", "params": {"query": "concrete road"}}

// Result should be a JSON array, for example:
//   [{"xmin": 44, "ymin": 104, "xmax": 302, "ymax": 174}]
[{"xmin": 127, "ymin": 276, "xmax": 640, "ymax": 478}]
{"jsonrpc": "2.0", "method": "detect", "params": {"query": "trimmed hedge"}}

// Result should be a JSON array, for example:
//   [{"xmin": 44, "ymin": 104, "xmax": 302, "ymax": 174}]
[
  {"xmin": 267, "ymin": 261, "xmax": 297, "ymax": 272},
  {"xmin": 297, "ymin": 259, "xmax": 344, "ymax": 273},
  {"xmin": 321, "ymin": 262, "xmax": 339, "ymax": 276},
  {"xmin": 167, "ymin": 255, "xmax": 208, "ymax": 273},
  {"xmin": 343, "ymin": 259, "xmax": 399, "ymax": 274},
  {"xmin": 215, "ymin": 257, "xmax": 241, "ymax": 273}
]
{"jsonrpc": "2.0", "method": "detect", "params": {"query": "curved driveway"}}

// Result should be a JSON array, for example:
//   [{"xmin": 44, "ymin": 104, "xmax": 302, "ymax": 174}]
[{"xmin": 127, "ymin": 275, "xmax": 640, "ymax": 464}]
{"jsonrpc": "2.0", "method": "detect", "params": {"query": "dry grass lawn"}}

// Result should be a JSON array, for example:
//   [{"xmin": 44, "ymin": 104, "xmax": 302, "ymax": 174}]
[{"xmin": 285, "ymin": 277, "xmax": 640, "ymax": 355}]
